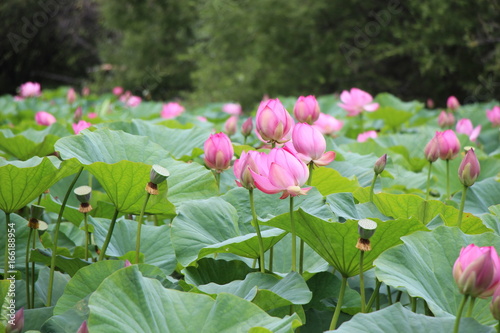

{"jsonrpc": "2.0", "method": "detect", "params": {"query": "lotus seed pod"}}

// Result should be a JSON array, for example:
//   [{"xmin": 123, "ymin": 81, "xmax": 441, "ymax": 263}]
[
  {"xmin": 358, "ymin": 219, "xmax": 377, "ymax": 239},
  {"xmin": 74, "ymin": 185, "xmax": 92, "ymax": 203},
  {"xmin": 149, "ymin": 164, "xmax": 170, "ymax": 185},
  {"xmin": 30, "ymin": 204, "xmax": 45, "ymax": 220}
]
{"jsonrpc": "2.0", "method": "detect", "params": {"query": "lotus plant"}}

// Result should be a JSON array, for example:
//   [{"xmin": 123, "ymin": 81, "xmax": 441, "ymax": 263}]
[
  {"xmin": 222, "ymin": 103, "xmax": 242, "ymax": 116},
  {"xmin": 255, "ymin": 98, "xmax": 294, "ymax": 146},
  {"xmin": 224, "ymin": 116, "xmax": 238, "ymax": 136},
  {"xmin": 313, "ymin": 113, "xmax": 344, "ymax": 137},
  {"xmin": 456, "ymin": 148, "xmax": 480, "ymax": 229},
  {"xmin": 438, "ymin": 110, "xmax": 455, "ymax": 128},
  {"xmin": 338, "ymin": 88, "xmax": 379, "ymax": 132},
  {"xmin": 35, "ymin": 111, "xmax": 56, "ymax": 126},
  {"xmin": 241, "ymin": 117, "xmax": 253, "ymax": 144},
  {"xmin": 204, "ymin": 132, "xmax": 234, "ymax": 191},
  {"xmin": 369, "ymin": 154, "xmax": 387, "ymax": 202},
  {"xmin": 447, "ymin": 96, "xmax": 460, "ymax": 111},
  {"xmin": 74, "ymin": 186, "xmax": 93, "ymax": 261},
  {"xmin": 437, "ymin": 129, "xmax": 461, "ymax": 198},
  {"xmin": 357, "ymin": 130, "xmax": 378, "ymax": 142},
  {"xmin": 453, "ymin": 244, "xmax": 500, "ymax": 333},
  {"xmin": 73, "ymin": 120, "xmax": 92, "ymax": 134},
  {"xmin": 487, "ymin": 106, "xmax": 500, "ymax": 127},
  {"xmin": 293, "ymin": 95, "xmax": 320, "ymax": 124},
  {"xmin": 19, "ymin": 82, "xmax": 41, "ymax": 98},
  {"xmin": 67, "ymin": 88, "xmax": 77, "ymax": 104},
  {"xmin": 456, "ymin": 119, "xmax": 481, "ymax": 142},
  {"xmin": 161, "ymin": 102, "xmax": 185, "ymax": 119}
]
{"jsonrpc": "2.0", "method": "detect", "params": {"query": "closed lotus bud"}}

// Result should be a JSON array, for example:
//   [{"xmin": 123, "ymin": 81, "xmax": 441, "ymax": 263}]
[
  {"xmin": 438, "ymin": 111, "xmax": 455, "ymax": 128},
  {"xmin": 374, "ymin": 154, "xmax": 387, "ymax": 175},
  {"xmin": 424, "ymin": 134, "xmax": 440, "ymax": 162},
  {"xmin": 6, "ymin": 307, "xmax": 24, "ymax": 333},
  {"xmin": 490, "ymin": 287, "xmax": 500, "ymax": 320},
  {"xmin": 458, "ymin": 148, "xmax": 480, "ymax": 187},
  {"xmin": 74, "ymin": 107, "xmax": 83, "ymax": 122},
  {"xmin": 447, "ymin": 96, "xmax": 460, "ymax": 111},
  {"xmin": 241, "ymin": 117, "xmax": 253, "ymax": 137},
  {"xmin": 67, "ymin": 88, "xmax": 77, "ymax": 104},
  {"xmin": 255, "ymin": 98, "xmax": 294, "ymax": 144},
  {"xmin": 294, "ymin": 95, "xmax": 320, "ymax": 124},
  {"xmin": 426, "ymin": 98, "xmax": 435, "ymax": 109},
  {"xmin": 76, "ymin": 321, "xmax": 88, "ymax": 333},
  {"xmin": 224, "ymin": 116, "xmax": 238, "ymax": 136},
  {"xmin": 437, "ymin": 130, "xmax": 460, "ymax": 160}
]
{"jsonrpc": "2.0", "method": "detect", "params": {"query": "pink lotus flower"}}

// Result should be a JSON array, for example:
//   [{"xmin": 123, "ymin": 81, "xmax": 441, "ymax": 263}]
[
  {"xmin": 161, "ymin": 102, "xmax": 185, "ymax": 119},
  {"xmin": 424, "ymin": 133, "xmax": 440, "ymax": 162},
  {"xmin": 374, "ymin": 154, "xmax": 387, "ymax": 175},
  {"xmin": 313, "ymin": 113, "xmax": 344, "ymax": 136},
  {"xmin": 250, "ymin": 147, "xmax": 311, "ymax": 199},
  {"xmin": 222, "ymin": 103, "xmax": 243, "ymax": 116},
  {"xmin": 13, "ymin": 96, "xmax": 24, "ymax": 101},
  {"xmin": 204, "ymin": 133, "xmax": 234, "ymax": 172},
  {"xmin": 294, "ymin": 95, "xmax": 320, "ymax": 124},
  {"xmin": 453, "ymin": 244, "xmax": 500, "ymax": 298},
  {"xmin": 67, "ymin": 88, "xmax": 77, "ymax": 104},
  {"xmin": 120, "ymin": 91, "xmax": 131, "ymax": 102},
  {"xmin": 438, "ymin": 111, "xmax": 455, "ymax": 128},
  {"xmin": 456, "ymin": 119, "xmax": 481, "ymax": 142},
  {"xmin": 437, "ymin": 130, "xmax": 460, "ymax": 160},
  {"xmin": 35, "ymin": 111, "xmax": 56, "ymax": 126},
  {"xmin": 486, "ymin": 106, "xmax": 500, "ymax": 126},
  {"xmin": 292, "ymin": 123, "xmax": 336, "ymax": 166},
  {"xmin": 74, "ymin": 107, "xmax": 83, "ymax": 122},
  {"xmin": 19, "ymin": 82, "xmax": 41, "ymax": 98},
  {"xmin": 357, "ymin": 130, "xmax": 378, "ymax": 142},
  {"xmin": 126, "ymin": 96, "xmax": 142, "ymax": 107},
  {"xmin": 427, "ymin": 98, "xmax": 435, "ymax": 109},
  {"xmin": 458, "ymin": 148, "xmax": 480, "ymax": 187},
  {"xmin": 491, "ymin": 286, "xmax": 500, "ymax": 320},
  {"xmin": 72, "ymin": 120, "xmax": 92, "ymax": 134},
  {"xmin": 224, "ymin": 116, "xmax": 238, "ymax": 136},
  {"xmin": 6, "ymin": 307, "xmax": 23, "ymax": 333},
  {"xmin": 77, "ymin": 321, "xmax": 88, "ymax": 333},
  {"xmin": 233, "ymin": 150, "xmax": 266, "ymax": 189},
  {"xmin": 88, "ymin": 112, "xmax": 98, "ymax": 119},
  {"xmin": 197, "ymin": 116, "xmax": 207, "ymax": 122},
  {"xmin": 338, "ymin": 88, "xmax": 379, "ymax": 117},
  {"xmin": 255, "ymin": 98, "xmax": 294, "ymax": 144},
  {"xmin": 241, "ymin": 117, "xmax": 253, "ymax": 137},
  {"xmin": 113, "ymin": 86, "xmax": 124, "ymax": 96},
  {"xmin": 82, "ymin": 87, "xmax": 90, "ymax": 96},
  {"xmin": 447, "ymin": 96, "xmax": 460, "ymax": 111}
]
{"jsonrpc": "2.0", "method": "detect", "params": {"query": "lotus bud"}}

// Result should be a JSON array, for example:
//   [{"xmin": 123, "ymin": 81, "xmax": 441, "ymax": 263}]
[
  {"xmin": 241, "ymin": 117, "xmax": 253, "ymax": 137},
  {"xmin": 6, "ymin": 307, "xmax": 24, "ymax": 333},
  {"xmin": 438, "ymin": 111, "xmax": 455, "ymax": 128},
  {"xmin": 67, "ymin": 88, "xmax": 77, "ymax": 104},
  {"xmin": 424, "ymin": 134, "xmax": 440, "ymax": 162},
  {"xmin": 147, "ymin": 164, "xmax": 170, "ymax": 195},
  {"xmin": 74, "ymin": 185, "xmax": 93, "ymax": 213},
  {"xmin": 74, "ymin": 107, "xmax": 83, "ymax": 122},
  {"xmin": 293, "ymin": 95, "xmax": 320, "ymax": 124},
  {"xmin": 374, "ymin": 154, "xmax": 387, "ymax": 175},
  {"xmin": 458, "ymin": 148, "xmax": 480, "ymax": 187},
  {"xmin": 447, "ymin": 96, "xmax": 460, "ymax": 111},
  {"xmin": 356, "ymin": 219, "xmax": 377, "ymax": 251},
  {"xmin": 426, "ymin": 98, "xmax": 435, "ymax": 109},
  {"xmin": 76, "ymin": 321, "xmax": 88, "ymax": 333},
  {"xmin": 224, "ymin": 116, "xmax": 238, "ymax": 136}
]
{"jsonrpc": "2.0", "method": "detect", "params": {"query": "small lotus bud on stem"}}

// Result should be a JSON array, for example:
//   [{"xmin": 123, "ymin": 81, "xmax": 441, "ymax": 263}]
[
  {"xmin": 374, "ymin": 154, "xmax": 387, "ymax": 175},
  {"xmin": 356, "ymin": 219, "xmax": 377, "ymax": 251}
]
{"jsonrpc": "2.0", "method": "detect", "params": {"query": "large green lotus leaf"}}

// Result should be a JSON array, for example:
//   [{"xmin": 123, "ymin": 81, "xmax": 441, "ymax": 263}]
[
  {"xmin": 85, "ymin": 161, "xmax": 175, "ymax": 215},
  {"xmin": 88, "ymin": 266, "xmax": 301, "ymax": 332},
  {"xmin": 54, "ymin": 260, "xmax": 164, "ymax": 315},
  {"xmin": 24, "ymin": 307, "xmax": 54, "ymax": 332},
  {"xmin": 89, "ymin": 217, "xmax": 176, "ymax": 274},
  {"xmin": 374, "ymin": 226, "xmax": 500, "ymax": 325},
  {"xmin": 102, "ymin": 119, "xmax": 211, "ymax": 159},
  {"xmin": 310, "ymin": 167, "xmax": 360, "ymax": 196},
  {"xmin": 34, "ymin": 266, "xmax": 71, "ymax": 307},
  {"xmin": 333, "ymin": 303, "xmax": 494, "ymax": 333},
  {"xmin": 55, "ymin": 128, "xmax": 168, "ymax": 164},
  {"xmin": 29, "ymin": 248, "xmax": 89, "ymax": 277},
  {"xmin": 40, "ymin": 307, "xmax": 85, "ymax": 333},
  {"xmin": 183, "ymin": 258, "xmax": 254, "ymax": 286},
  {"xmin": 0, "ymin": 157, "xmax": 79, "ymax": 213},
  {"xmin": 0, "ymin": 123, "xmax": 69, "ymax": 160},
  {"xmin": 366, "ymin": 106, "xmax": 413, "ymax": 130},
  {"xmin": 482, "ymin": 205, "xmax": 500, "ymax": 235},
  {"xmin": 375, "ymin": 93, "xmax": 424, "ymax": 112},
  {"xmin": 452, "ymin": 178, "xmax": 500, "ymax": 215},
  {"xmin": 354, "ymin": 188, "xmax": 490, "ymax": 234},
  {"xmin": 193, "ymin": 272, "xmax": 312, "ymax": 311},
  {"xmin": 221, "ymin": 187, "xmax": 335, "ymax": 234},
  {"xmin": 171, "ymin": 197, "xmax": 286, "ymax": 267},
  {"xmin": 265, "ymin": 210, "xmax": 427, "ymax": 277},
  {"xmin": 40, "ymin": 195, "xmax": 83, "ymax": 226}
]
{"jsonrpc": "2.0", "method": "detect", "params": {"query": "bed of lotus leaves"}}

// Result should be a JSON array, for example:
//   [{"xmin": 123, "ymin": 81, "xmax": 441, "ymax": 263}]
[{"xmin": 0, "ymin": 87, "xmax": 499, "ymax": 333}]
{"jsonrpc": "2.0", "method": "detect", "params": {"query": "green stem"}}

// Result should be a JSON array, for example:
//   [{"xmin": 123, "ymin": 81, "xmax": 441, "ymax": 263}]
[
  {"xmin": 446, "ymin": 159, "xmax": 450, "ymax": 199},
  {"xmin": 497, "ymin": 320, "xmax": 500, "ymax": 333},
  {"xmin": 4, "ymin": 212, "xmax": 10, "ymax": 280},
  {"xmin": 396, "ymin": 290, "xmax": 403, "ymax": 302},
  {"xmin": 329, "ymin": 275, "xmax": 348, "ymax": 330},
  {"xmin": 37, "ymin": 194, "xmax": 42, "ymax": 205},
  {"xmin": 135, "ymin": 192, "xmax": 151, "ymax": 264},
  {"xmin": 31, "ymin": 229, "xmax": 37, "ymax": 308},
  {"xmin": 369, "ymin": 173, "xmax": 378, "ymax": 203},
  {"xmin": 359, "ymin": 113, "xmax": 364, "ymax": 132},
  {"xmin": 307, "ymin": 162, "xmax": 314, "ymax": 186},
  {"xmin": 457, "ymin": 186, "xmax": 468, "ymax": 229},
  {"xmin": 99, "ymin": 208, "xmax": 120, "ymax": 261},
  {"xmin": 243, "ymin": 136, "xmax": 247, "ymax": 145},
  {"xmin": 153, "ymin": 215, "xmax": 159, "ymax": 226},
  {"xmin": 215, "ymin": 171, "xmax": 221, "ymax": 194},
  {"xmin": 268, "ymin": 247, "xmax": 273, "ymax": 272},
  {"xmin": 47, "ymin": 167, "xmax": 83, "ymax": 306},
  {"xmin": 466, "ymin": 296, "xmax": 476, "ymax": 317},
  {"xmin": 425, "ymin": 162, "xmax": 433, "ymax": 201},
  {"xmin": 299, "ymin": 240, "xmax": 304, "ymax": 275},
  {"xmin": 271, "ymin": 142, "xmax": 276, "ymax": 149},
  {"xmin": 359, "ymin": 250, "xmax": 366, "ymax": 312},
  {"xmin": 453, "ymin": 294, "xmax": 469, "ymax": 333},
  {"xmin": 290, "ymin": 196, "xmax": 296, "ymax": 272},
  {"xmin": 366, "ymin": 279, "xmax": 382, "ymax": 312},
  {"xmin": 249, "ymin": 189, "xmax": 265, "ymax": 273},
  {"xmin": 25, "ymin": 228, "xmax": 33, "ymax": 309},
  {"xmin": 411, "ymin": 297, "xmax": 417, "ymax": 312},
  {"xmin": 84, "ymin": 213, "xmax": 89, "ymax": 261},
  {"xmin": 387, "ymin": 285, "xmax": 393, "ymax": 305}
]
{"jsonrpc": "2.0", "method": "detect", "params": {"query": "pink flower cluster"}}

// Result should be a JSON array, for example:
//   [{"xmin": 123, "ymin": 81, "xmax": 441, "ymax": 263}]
[
  {"xmin": 424, "ymin": 130, "xmax": 461, "ymax": 162},
  {"xmin": 338, "ymin": 88, "xmax": 379, "ymax": 117}
]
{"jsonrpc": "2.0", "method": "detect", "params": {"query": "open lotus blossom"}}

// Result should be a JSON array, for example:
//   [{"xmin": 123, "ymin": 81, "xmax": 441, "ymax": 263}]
[
  {"xmin": 357, "ymin": 130, "xmax": 378, "ymax": 142},
  {"xmin": 67, "ymin": 88, "xmax": 77, "ymax": 104},
  {"xmin": 72, "ymin": 120, "xmax": 92, "ymax": 134},
  {"xmin": 458, "ymin": 148, "xmax": 480, "ymax": 187},
  {"xmin": 313, "ymin": 113, "xmax": 344, "ymax": 136},
  {"xmin": 453, "ymin": 244, "xmax": 500, "ymax": 298},
  {"xmin": 291, "ymin": 123, "xmax": 336, "ymax": 166},
  {"xmin": 241, "ymin": 117, "xmax": 253, "ymax": 137},
  {"xmin": 486, "ymin": 106, "xmax": 500, "ymax": 126},
  {"xmin": 447, "ymin": 96, "xmax": 460, "ymax": 111},
  {"xmin": 222, "ymin": 103, "xmax": 243, "ymax": 115},
  {"xmin": 161, "ymin": 102, "xmax": 185, "ymax": 119},
  {"xmin": 250, "ymin": 147, "xmax": 311, "ymax": 199},
  {"xmin": 233, "ymin": 150, "xmax": 267, "ymax": 189},
  {"xmin": 203, "ymin": 132, "xmax": 234, "ymax": 172},
  {"xmin": 294, "ymin": 95, "xmax": 320, "ymax": 124},
  {"xmin": 35, "ymin": 111, "xmax": 56, "ymax": 126},
  {"xmin": 19, "ymin": 82, "xmax": 41, "ymax": 98},
  {"xmin": 437, "ymin": 130, "xmax": 460, "ymax": 160},
  {"xmin": 456, "ymin": 118, "xmax": 481, "ymax": 142},
  {"xmin": 338, "ymin": 88, "xmax": 379, "ymax": 117},
  {"xmin": 112, "ymin": 86, "xmax": 124, "ymax": 96},
  {"xmin": 255, "ymin": 98, "xmax": 294, "ymax": 144},
  {"xmin": 438, "ymin": 111, "xmax": 455, "ymax": 128},
  {"xmin": 126, "ymin": 95, "xmax": 142, "ymax": 107},
  {"xmin": 224, "ymin": 116, "xmax": 238, "ymax": 136}
]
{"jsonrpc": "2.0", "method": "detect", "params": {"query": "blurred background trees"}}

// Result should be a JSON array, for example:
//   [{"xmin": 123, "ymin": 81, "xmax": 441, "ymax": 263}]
[{"xmin": 1, "ymin": 0, "xmax": 499, "ymax": 107}]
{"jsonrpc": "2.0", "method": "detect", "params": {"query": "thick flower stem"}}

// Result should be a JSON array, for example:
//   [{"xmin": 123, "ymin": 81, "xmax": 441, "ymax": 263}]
[
  {"xmin": 84, "ymin": 213, "xmax": 89, "ymax": 261},
  {"xmin": 453, "ymin": 294, "xmax": 469, "ymax": 333},
  {"xmin": 359, "ymin": 250, "xmax": 366, "ymax": 312},
  {"xmin": 329, "ymin": 275, "xmax": 348, "ymax": 330},
  {"xmin": 99, "ymin": 208, "xmax": 119, "ymax": 261},
  {"xmin": 268, "ymin": 247, "xmax": 273, "ymax": 272},
  {"xmin": 249, "ymin": 189, "xmax": 265, "ymax": 273},
  {"xmin": 446, "ymin": 159, "xmax": 451, "ymax": 199},
  {"xmin": 457, "ymin": 186, "xmax": 468, "ymax": 229},
  {"xmin": 369, "ymin": 173, "xmax": 378, "ymax": 203},
  {"xmin": 25, "ymin": 228, "xmax": 33, "ymax": 308},
  {"xmin": 299, "ymin": 164, "xmax": 315, "ymax": 274},
  {"xmin": 387, "ymin": 286, "xmax": 393, "ymax": 305},
  {"xmin": 466, "ymin": 296, "xmax": 476, "ymax": 317},
  {"xmin": 411, "ymin": 297, "xmax": 417, "ymax": 312},
  {"xmin": 31, "ymin": 229, "xmax": 37, "ymax": 307},
  {"xmin": 4, "ymin": 212, "xmax": 11, "ymax": 280},
  {"xmin": 425, "ymin": 162, "xmax": 433, "ymax": 201},
  {"xmin": 497, "ymin": 320, "xmax": 500, "ymax": 333},
  {"xmin": 214, "ymin": 171, "xmax": 221, "ymax": 194},
  {"xmin": 47, "ymin": 167, "xmax": 83, "ymax": 306},
  {"xmin": 359, "ymin": 113, "xmax": 364, "ymax": 132},
  {"xmin": 290, "ymin": 196, "xmax": 297, "ymax": 272},
  {"xmin": 135, "ymin": 192, "xmax": 151, "ymax": 264},
  {"xmin": 365, "ymin": 279, "xmax": 382, "ymax": 312}
]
